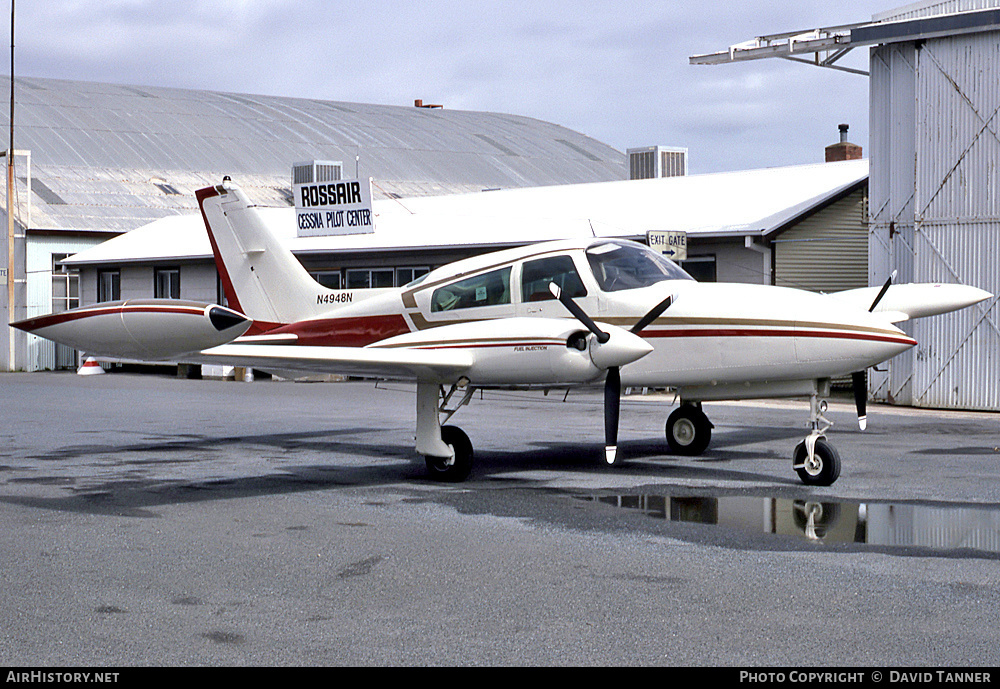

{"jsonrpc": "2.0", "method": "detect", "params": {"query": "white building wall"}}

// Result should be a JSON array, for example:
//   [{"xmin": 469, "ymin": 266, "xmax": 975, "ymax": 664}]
[{"xmin": 24, "ymin": 236, "xmax": 104, "ymax": 371}]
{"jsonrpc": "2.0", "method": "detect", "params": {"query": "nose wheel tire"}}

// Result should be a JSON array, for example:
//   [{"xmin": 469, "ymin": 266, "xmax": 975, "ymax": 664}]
[
  {"xmin": 425, "ymin": 425, "xmax": 474, "ymax": 482},
  {"xmin": 793, "ymin": 438, "xmax": 841, "ymax": 486},
  {"xmin": 666, "ymin": 405, "xmax": 713, "ymax": 456}
]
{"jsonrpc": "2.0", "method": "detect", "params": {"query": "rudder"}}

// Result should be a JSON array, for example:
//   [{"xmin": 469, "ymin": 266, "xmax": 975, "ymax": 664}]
[{"xmin": 197, "ymin": 181, "xmax": 329, "ymax": 328}]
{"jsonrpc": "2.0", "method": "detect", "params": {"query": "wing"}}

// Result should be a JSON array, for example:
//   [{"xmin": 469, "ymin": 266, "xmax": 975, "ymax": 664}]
[
  {"xmin": 828, "ymin": 283, "xmax": 992, "ymax": 322},
  {"xmin": 192, "ymin": 343, "xmax": 474, "ymax": 382},
  {"xmin": 190, "ymin": 316, "xmax": 651, "ymax": 386}
]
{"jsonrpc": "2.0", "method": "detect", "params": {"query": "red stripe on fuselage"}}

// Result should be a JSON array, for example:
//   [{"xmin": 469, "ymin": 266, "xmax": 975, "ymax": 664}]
[
  {"xmin": 642, "ymin": 327, "xmax": 917, "ymax": 347},
  {"xmin": 261, "ymin": 314, "xmax": 411, "ymax": 347}
]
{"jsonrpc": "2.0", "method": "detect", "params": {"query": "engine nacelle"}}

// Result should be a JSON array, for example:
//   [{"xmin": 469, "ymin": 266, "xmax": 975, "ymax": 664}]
[
  {"xmin": 13, "ymin": 300, "xmax": 252, "ymax": 361},
  {"xmin": 370, "ymin": 317, "xmax": 652, "ymax": 386}
]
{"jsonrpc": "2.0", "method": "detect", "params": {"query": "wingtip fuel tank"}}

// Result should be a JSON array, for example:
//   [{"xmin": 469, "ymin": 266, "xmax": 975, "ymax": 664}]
[{"xmin": 12, "ymin": 300, "xmax": 252, "ymax": 361}]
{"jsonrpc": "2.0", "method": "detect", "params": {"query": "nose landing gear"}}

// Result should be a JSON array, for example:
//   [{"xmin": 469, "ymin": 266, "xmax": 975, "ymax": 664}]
[{"xmin": 791, "ymin": 389, "xmax": 841, "ymax": 486}]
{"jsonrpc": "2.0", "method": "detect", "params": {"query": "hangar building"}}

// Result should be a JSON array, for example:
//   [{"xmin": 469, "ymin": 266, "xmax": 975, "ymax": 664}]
[{"xmin": 691, "ymin": 0, "xmax": 1000, "ymax": 411}]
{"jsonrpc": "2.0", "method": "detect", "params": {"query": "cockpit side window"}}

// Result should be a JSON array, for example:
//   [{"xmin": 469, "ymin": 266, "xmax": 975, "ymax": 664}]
[
  {"xmin": 431, "ymin": 267, "xmax": 511, "ymax": 312},
  {"xmin": 521, "ymin": 255, "xmax": 587, "ymax": 302},
  {"xmin": 586, "ymin": 241, "xmax": 694, "ymax": 292}
]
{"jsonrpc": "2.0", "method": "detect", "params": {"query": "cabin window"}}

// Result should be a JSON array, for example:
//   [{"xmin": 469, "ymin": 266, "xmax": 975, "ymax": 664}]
[
  {"xmin": 431, "ymin": 267, "xmax": 511, "ymax": 312},
  {"xmin": 586, "ymin": 241, "xmax": 693, "ymax": 292},
  {"xmin": 521, "ymin": 255, "xmax": 587, "ymax": 302}
]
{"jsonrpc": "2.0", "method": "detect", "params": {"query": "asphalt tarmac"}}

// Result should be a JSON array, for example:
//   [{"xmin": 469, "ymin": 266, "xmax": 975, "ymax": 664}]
[{"xmin": 1, "ymin": 371, "xmax": 999, "ymax": 667}]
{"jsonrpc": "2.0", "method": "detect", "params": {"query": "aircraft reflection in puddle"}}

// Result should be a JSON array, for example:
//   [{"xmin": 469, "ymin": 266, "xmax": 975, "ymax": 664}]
[{"xmin": 583, "ymin": 493, "xmax": 1000, "ymax": 554}]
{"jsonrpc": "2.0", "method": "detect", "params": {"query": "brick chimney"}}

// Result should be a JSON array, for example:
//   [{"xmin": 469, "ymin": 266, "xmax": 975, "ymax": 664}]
[{"xmin": 826, "ymin": 124, "xmax": 862, "ymax": 162}]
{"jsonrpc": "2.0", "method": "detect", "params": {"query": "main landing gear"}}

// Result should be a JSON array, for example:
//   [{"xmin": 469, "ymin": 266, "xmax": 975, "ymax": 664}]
[
  {"xmin": 665, "ymin": 403, "xmax": 713, "ymax": 456},
  {"xmin": 667, "ymin": 381, "xmax": 842, "ymax": 487},
  {"xmin": 416, "ymin": 380, "xmax": 475, "ymax": 482}
]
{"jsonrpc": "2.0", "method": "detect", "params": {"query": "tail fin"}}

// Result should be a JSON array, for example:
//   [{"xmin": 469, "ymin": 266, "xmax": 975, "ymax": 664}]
[{"xmin": 197, "ymin": 181, "xmax": 324, "ymax": 328}]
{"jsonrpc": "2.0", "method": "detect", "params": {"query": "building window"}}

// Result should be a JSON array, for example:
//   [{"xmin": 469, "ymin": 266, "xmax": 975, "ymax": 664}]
[
  {"xmin": 346, "ymin": 268, "xmax": 394, "ymax": 289},
  {"xmin": 310, "ymin": 271, "xmax": 342, "ymax": 289},
  {"xmin": 217, "ymin": 271, "xmax": 229, "ymax": 307},
  {"xmin": 396, "ymin": 267, "xmax": 430, "ymax": 286},
  {"xmin": 97, "ymin": 269, "xmax": 120, "ymax": 302},
  {"xmin": 51, "ymin": 255, "xmax": 80, "ymax": 313},
  {"xmin": 155, "ymin": 267, "xmax": 181, "ymax": 299},
  {"xmin": 680, "ymin": 256, "xmax": 717, "ymax": 283}
]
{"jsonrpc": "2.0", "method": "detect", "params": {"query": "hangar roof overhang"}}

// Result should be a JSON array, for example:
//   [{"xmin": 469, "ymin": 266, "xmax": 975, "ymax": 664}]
[
  {"xmin": 689, "ymin": 5, "xmax": 1000, "ymax": 76},
  {"xmin": 63, "ymin": 158, "xmax": 868, "ymax": 267}
]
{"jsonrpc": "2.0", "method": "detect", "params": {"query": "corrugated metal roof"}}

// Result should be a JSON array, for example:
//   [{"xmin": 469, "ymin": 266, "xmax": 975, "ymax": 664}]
[
  {"xmin": 875, "ymin": 0, "xmax": 1000, "ymax": 22},
  {"xmin": 63, "ymin": 159, "xmax": 869, "ymax": 266},
  {"xmin": 1, "ymin": 75, "xmax": 626, "ymax": 234}
]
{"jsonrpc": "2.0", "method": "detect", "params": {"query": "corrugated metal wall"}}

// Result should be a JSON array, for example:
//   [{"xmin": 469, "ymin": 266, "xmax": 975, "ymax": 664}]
[
  {"xmin": 869, "ymin": 24, "xmax": 1000, "ymax": 410},
  {"xmin": 773, "ymin": 187, "xmax": 869, "ymax": 293}
]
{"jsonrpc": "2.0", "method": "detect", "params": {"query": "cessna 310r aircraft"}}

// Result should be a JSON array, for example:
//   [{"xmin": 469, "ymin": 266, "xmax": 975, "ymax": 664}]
[{"xmin": 14, "ymin": 180, "xmax": 991, "ymax": 486}]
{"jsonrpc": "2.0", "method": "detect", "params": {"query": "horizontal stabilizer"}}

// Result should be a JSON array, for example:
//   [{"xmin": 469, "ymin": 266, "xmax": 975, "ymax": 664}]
[{"xmin": 829, "ymin": 283, "xmax": 992, "ymax": 322}]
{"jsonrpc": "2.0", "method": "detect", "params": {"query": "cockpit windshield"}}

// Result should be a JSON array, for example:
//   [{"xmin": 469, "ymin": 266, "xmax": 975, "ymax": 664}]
[{"xmin": 586, "ymin": 241, "xmax": 694, "ymax": 292}]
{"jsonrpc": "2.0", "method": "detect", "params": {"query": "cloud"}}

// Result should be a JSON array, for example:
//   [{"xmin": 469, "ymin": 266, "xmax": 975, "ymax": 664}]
[{"xmin": 11, "ymin": 0, "xmax": 887, "ymax": 173}]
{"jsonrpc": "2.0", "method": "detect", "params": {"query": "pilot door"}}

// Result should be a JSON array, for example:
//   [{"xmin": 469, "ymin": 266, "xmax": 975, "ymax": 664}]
[{"xmin": 515, "ymin": 254, "xmax": 601, "ymax": 320}]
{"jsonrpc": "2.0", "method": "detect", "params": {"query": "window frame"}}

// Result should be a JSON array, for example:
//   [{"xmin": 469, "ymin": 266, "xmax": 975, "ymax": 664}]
[
  {"xmin": 154, "ymin": 266, "xmax": 181, "ymax": 299},
  {"xmin": 520, "ymin": 254, "xmax": 588, "ymax": 303},
  {"xmin": 97, "ymin": 269, "xmax": 121, "ymax": 303},
  {"xmin": 430, "ymin": 266, "xmax": 512, "ymax": 313}
]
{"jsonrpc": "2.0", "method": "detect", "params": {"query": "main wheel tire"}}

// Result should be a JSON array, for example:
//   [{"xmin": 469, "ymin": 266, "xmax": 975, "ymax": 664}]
[
  {"xmin": 665, "ymin": 405, "xmax": 712, "ymax": 456},
  {"xmin": 793, "ymin": 438, "xmax": 841, "ymax": 486},
  {"xmin": 425, "ymin": 425, "xmax": 474, "ymax": 482}
]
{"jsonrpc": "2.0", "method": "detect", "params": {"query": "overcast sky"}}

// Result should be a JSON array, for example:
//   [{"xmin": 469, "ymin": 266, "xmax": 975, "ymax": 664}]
[{"xmin": 11, "ymin": 0, "xmax": 893, "ymax": 174}]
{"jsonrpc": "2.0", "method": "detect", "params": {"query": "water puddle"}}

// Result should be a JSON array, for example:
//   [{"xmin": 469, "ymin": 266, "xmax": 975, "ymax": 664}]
[{"xmin": 582, "ymin": 493, "xmax": 1000, "ymax": 555}]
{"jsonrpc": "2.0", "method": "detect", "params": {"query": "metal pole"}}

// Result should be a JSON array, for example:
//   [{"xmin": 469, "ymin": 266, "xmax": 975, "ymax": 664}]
[{"xmin": 6, "ymin": 0, "xmax": 14, "ymax": 370}]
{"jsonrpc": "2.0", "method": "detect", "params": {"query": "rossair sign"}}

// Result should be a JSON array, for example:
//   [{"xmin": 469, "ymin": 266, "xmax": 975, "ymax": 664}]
[
  {"xmin": 647, "ymin": 230, "xmax": 687, "ymax": 261},
  {"xmin": 295, "ymin": 178, "xmax": 375, "ymax": 237}
]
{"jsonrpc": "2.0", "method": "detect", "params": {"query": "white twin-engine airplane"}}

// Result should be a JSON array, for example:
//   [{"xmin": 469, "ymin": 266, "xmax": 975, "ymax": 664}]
[{"xmin": 14, "ymin": 180, "xmax": 991, "ymax": 486}]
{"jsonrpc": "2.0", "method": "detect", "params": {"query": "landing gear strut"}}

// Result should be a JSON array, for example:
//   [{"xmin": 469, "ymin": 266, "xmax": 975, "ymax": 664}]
[
  {"xmin": 416, "ymin": 380, "xmax": 476, "ymax": 482},
  {"xmin": 665, "ymin": 403, "xmax": 713, "ymax": 456},
  {"xmin": 791, "ymin": 385, "xmax": 841, "ymax": 486}
]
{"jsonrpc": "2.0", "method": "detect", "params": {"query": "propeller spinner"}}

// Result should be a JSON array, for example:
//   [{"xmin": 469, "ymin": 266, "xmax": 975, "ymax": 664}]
[{"xmin": 549, "ymin": 283, "xmax": 669, "ymax": 465}]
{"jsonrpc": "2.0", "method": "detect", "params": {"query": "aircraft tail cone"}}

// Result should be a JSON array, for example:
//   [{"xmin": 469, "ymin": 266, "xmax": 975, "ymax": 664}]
[{"xmin": 77, "ymin": 357, "xmax": 105, "ymax": 376}]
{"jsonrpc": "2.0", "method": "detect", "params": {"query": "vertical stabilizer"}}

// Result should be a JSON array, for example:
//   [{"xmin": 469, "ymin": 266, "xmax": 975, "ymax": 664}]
[{"xmin": 197, "ymin": 181, "xmax": 328, "ymax": 328}]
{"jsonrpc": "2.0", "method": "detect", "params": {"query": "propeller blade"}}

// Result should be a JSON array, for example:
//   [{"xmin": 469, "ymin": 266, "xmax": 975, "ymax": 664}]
[
  {"xmin": 604, "ymin": 366, "xmax": 621, "ymax": 464},
  {"xmin": 851, "ymin": 370, "xmax": 868, "ymax": 430},
  {"xmin": 549, "ymin": 283, "xmax": 609, "ymax": 343},
  {"xmin": 630, "ymin": 295, "xmax": 673, "ymax": 334},
  {"xmin": 869, "ymin": 270, "xmax": 898, "ymax": 312}
]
